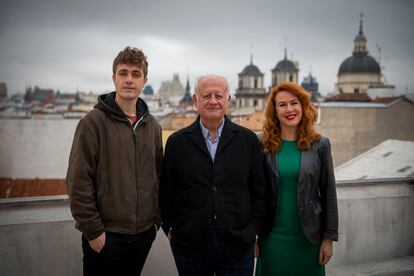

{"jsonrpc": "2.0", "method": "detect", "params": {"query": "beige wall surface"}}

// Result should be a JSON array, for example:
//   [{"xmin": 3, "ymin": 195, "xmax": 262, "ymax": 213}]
[
  {"xmin": 335, "ymin": 73, "xmax": 382, "ymax": 93},
  {"xmin": 316, "ymin": 100, "xmax": 414, "ymax": 166}
]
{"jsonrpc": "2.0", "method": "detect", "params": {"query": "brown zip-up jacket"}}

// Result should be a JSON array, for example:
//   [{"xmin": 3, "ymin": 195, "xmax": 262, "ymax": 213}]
[{"xmin": 66, "ymin": 92, "xmax": 163, "ymax": 241}]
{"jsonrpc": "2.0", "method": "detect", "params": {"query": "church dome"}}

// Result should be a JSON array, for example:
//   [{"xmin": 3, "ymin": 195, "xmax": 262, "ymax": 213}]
[
  {"xmin": 274, "ymin": 59, "xmax": 298, "ymax": 72},
  {"xmin": 354, "ymin": 33, "xmax": 367, "ymax": 42},
  {"xmin": 338, "ymin": 55, "xmax": 380, "ymax": 75},
  {"xmin": 240, "ymin": 63, "xmax": 263, "ymax": 76},
  {"xmin": 338, "ymin": 14, "xmax": 381, "ymax": 75}
]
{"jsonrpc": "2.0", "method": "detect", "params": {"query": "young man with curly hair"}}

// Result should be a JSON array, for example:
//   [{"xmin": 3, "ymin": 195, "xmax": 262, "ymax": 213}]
[{"xmin": 66, "ymin": 47, "xmax": 163, "ymax": 275}]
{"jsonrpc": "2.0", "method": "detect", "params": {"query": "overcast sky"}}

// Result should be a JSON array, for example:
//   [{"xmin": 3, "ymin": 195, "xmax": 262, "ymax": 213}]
[{"xmin": 1, "ymin": 0, "xmax": 413, "ymax": 96}]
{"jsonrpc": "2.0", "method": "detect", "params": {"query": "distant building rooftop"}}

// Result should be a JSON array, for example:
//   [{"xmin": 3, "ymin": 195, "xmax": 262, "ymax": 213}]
[
  {"xmin": 371, "ymin": 96, "xmax": 402, "ymax": 104},
  {"xmin": 335, "ymin": 139, "xmax": 414, "ymax": 181},
  {"xmin": 325, "ymin": 92, "xmax": 371, "ymax": 102},
  {"xmin": 239, "ymin": 63, "xmax": 263, "ymax": 77},
  {"xmin": 319, "ymin": 95, "xmax": 412, "ymax": 108},
  {"xmin": 318, "ymin": 101, "xmax": 387, "ymax": 108}
]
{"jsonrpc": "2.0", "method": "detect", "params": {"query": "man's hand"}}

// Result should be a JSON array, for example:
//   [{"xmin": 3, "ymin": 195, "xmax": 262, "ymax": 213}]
[
  {"xmin": 319, "ymin": 239, "xmax": 333, "ymax": 265},
  {"xmin": 89, "ymin": 232, "xmax": 106, "ymax": 253}
]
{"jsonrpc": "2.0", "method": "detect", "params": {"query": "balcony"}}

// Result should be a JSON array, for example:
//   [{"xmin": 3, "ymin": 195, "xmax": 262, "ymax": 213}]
[{"xmin": 1, "ymin": 178, "xmax": 414, "ymax": 276}]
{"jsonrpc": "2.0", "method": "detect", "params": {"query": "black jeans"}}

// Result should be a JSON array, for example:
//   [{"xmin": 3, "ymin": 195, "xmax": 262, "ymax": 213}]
[
  {"xmin": 82, "ymin": 226, "xmax": 156, "ymax": 276},
  {"xmin": 171, "ymin": 227, "xmax": 254, "ymax": 276}
]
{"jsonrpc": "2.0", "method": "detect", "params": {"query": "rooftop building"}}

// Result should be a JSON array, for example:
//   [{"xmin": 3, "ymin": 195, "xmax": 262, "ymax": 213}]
[
  {"xmin": 158, "ymin": 74, "xmax": 185, "ymax": 105},
  {"xmin": 335, "ymin": 14, "xmax": 384, "ymax": 94},
  {"xmin": 142, "ymin": 85, "xmax": 154, "ymax": 96},
  {"xmin": 270, "ymin": 48, "xmax": 299, "ymax": 89},
  {"xmin": 0, "ymin": 82, "xmax": 7, "ymax": 100},
  {"xmin": 316, "ymin": 96, "xmax": 414, "ymax": 166},
  {"xmin": 235, "ymin": 54, "xmax": 267, "ymax": 111},
  {"xmin": 301, "ymin": 72, "xmax": 321, "ymax": 102},
  {"xmin": 179, "ymin": 75, "xmax": 193, "ymax": 107}
]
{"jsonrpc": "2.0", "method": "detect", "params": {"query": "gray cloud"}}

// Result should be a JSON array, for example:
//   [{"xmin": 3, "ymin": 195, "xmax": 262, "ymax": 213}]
[{"xmin": 1, "ymin": 0, "xmax": 413, "ymax": 95}]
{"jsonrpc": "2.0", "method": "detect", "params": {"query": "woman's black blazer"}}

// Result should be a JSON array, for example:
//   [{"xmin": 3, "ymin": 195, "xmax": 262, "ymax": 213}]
[{"xmin": 259, "ymin": 136, "xmax": 338, "ymax": 244}]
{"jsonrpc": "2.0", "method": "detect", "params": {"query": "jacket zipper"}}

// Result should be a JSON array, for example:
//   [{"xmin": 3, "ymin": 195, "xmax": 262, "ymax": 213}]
[{"xmin": 132, "ymin": 115, "xmax": 145, "ymax": 232}]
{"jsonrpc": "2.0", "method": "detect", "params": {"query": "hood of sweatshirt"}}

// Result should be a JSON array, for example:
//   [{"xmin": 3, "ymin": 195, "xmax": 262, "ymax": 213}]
[{"xmin": 95, "ymin": 91, "xmax": 149, "ymax": 122}]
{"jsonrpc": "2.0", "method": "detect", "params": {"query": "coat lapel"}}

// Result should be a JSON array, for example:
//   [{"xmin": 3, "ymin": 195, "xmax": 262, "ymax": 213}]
[
  {"xmin": 187, "ymin": 118, "xmax": 211, "ymax": 159},
  {"xmin": 298, "ymin": 148, "xmax": 310, "ymax": 191},
  {"xmin": 267, "ymin": 152, "xmax": 279, "ymax": 180},
  {"xmin": 215, "ymin": 118, "xmax": 236, "ymax": 157}
]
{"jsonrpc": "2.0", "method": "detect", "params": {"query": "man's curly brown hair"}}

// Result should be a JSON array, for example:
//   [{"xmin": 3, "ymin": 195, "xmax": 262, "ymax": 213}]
[
  {"xmin": 112, "ymin": 46, "xmax": 148, "ymax": 77},
  {"xmin": 262, "ymin": 81, "xmax": 321, "ymax": 154}
]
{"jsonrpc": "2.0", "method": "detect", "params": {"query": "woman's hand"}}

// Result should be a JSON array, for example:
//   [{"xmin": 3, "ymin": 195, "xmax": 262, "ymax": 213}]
[
  {"xmin": 254, "ymin": 241, "xmax": 260, "ymax": 257},
  {"xmin": 319, "ymin": 239, "xmax": 333, "ymax": 265}
]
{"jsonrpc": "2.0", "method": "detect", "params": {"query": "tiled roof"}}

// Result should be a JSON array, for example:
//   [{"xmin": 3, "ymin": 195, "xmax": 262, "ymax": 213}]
[
  {"xmin": 239, "ymin": 64, "xmax": 263, "ymax": 76},
  {"xmin": 324, "ymin": 93, "xmax": 371, "ymax": 102},
  {"xmin": 371, "ymin": 96, "xmax": 402, "ymax": 104},
  {"xmin": 274, "ymin": 59, "xmax": 298, "ymax": 72},
  {"xmin": 0, "ymin": 178, "xmax": 67, "ymax": 198}
]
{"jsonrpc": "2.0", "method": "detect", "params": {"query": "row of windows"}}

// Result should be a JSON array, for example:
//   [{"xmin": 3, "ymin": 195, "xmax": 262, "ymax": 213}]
[
  {"xmin": 239, "ymin": 78, "xmax": 260, "ymax": 89},
  {"xmin": 238, "ymin": 99, "xmax": 259, "ymax": 107},
  {"xmin": 272, "ymin": 74, "xmax": 295, "ymax": 85}
]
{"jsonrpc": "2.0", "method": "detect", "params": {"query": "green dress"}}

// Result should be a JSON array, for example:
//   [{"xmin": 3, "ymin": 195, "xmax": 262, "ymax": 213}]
[{"xmin": 256, "ymin": 140, "xmax": 324, "ymax": 276}]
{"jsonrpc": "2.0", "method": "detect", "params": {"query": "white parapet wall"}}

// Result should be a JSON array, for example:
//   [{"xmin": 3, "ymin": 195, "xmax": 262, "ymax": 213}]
[
  {"xmin": 0, "ymin": 178, "xmax": 413, "ymax": 275},
  {"xmin": 329, "ymin": 178, "xmax": 414, "ymax": 266},
  {"xmin": 0, "ymin": 196, "xmax": 177, "ymax": 276}
]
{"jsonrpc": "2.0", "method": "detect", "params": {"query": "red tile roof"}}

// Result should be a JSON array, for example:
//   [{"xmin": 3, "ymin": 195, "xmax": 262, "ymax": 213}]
[
  {"xmin": 371, "ymin": 96, "xmax": 401, "ymax": 104},
  {"xmin": 324, "ymin": 93, "xmax": 371, "ymax": 102},
  {"xmin": 0, "ymin": 178, "xmax": 67, "ymax": 198}
]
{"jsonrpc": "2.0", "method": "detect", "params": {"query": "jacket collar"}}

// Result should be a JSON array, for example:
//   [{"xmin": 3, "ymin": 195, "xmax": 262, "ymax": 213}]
[
  {"xmin": 185, "ymin": 115, "xmax": 238, "ymax": 160},
  {"xmin": 95, "ymin": 91, "xmax": 150, "ymax": 123},
  {"xmin": 298, "ymin": 146, "xmax": 313, "ymax": 187}
]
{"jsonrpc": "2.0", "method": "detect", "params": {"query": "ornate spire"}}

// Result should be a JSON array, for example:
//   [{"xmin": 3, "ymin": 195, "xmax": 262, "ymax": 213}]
[
  {"xmin": 359, "ymin": 13, "xmax": 364, "ymax": 35},
  {"xmin": 353, "ymin": 13, "xmax": 368, "ymax": 55},
  {"xmin": 185, "ymin": 74, "xmax": 190, "ymax": 93},
  {"xmin": 180, "ymin": 73, "xmax": 192, "ymax": 106}
]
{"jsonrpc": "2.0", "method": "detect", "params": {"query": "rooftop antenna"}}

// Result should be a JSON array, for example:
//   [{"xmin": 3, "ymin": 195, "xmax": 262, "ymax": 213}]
[
  {"xmin": 376, "ymin": 43, "xmax": 382, "ymax": 68},
  {"xmin": 250, "ymin": 43, "xmax": 253, "ymax": 64},
  {"xmin": 376, "ymin": 43, "xmax": 387, "ymax": 84}
]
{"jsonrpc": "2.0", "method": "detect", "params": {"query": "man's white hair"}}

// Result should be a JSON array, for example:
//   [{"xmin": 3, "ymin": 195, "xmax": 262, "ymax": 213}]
[{"xmin": 193, "ymin": 75, "xmax": 230, "ymax": 95}]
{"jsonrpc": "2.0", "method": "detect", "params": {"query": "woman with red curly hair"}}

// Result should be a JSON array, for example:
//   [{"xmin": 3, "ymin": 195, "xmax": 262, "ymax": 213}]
[{"xmin": 255, "ymin": 82, "xmax": 338, "ymax": 276}]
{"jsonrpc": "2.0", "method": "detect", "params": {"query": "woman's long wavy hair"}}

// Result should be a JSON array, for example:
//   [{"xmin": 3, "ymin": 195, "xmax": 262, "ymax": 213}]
[{"xmin": 262, "ymin": 81, "xmax": 321, "ymax": 154}]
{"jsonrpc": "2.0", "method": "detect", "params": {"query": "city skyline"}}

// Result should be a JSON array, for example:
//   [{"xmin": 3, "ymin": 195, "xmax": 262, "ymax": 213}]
[{"xmin": 1, "ymin": 0, "xmax": 413, "ymax": 96}]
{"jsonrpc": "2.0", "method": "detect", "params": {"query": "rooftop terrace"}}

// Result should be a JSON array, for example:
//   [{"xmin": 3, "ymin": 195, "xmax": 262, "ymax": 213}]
[{"xmin": 1, "ymin": 178, "xmax": 414, "ymax": 276}]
